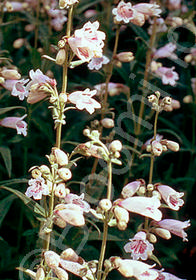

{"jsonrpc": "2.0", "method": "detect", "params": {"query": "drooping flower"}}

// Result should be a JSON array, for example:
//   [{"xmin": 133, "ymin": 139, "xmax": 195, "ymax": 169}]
[
  {"xmin": 0, "ymin": 114, "xmax": 28, "ymax": 136},
  {"xmin": 47, "ymin": 8, "xmax": 67, "ymax": 31},
  {"xmin": 155, "ymin": 219, "xmax": 191, "ymax": 241},
  {"xmin": 94, "ymin": 82, "xmax": 130, "ymax": 97},
  {"xmin": 87, "ymin": 55, "xmax": 109, "ymax": 70},
  {"xmin": 124, "ymin": 231, "xmax": 154, "ymax": 260},
  {"xmin": 153, "ymin": 43, "xmax": 178, "ymax": 60},
  {"xmin": 64, "ymin": 193, "xmax": 90, "ymax": 212},
  {"xmin": 110, "ymin": 257, "xmax": 158, "ymax": 280},
  {"xmin": 68, "ymin": 21, "xmax": 106, "ymax": 61},
  {"xmin": 11, "ymin": 78, "xmax": 29, "ymax": 100},
  {"xmin": 68, "ymin": 88, "xmax": 101, "ymax": 114},
  {"xmin": 54, "ymin": 204, "xmax": 85, "ymax": 226},
  {"xmin": 133, "ymin": 3, "xmax": 162, "ymax": 17},
  {"xmin": 121, "ymin": 180, "xmax": 141, "ymax": 198},
  {"xmin": 112, "ymin": 1, "xmax": 137, "ymax": 24},
  {"xmin": 25, "ymin": 176, "xmax": 49, "ymax": 200},
  {"xmin": 156, "ymin": 184, "xmax": 184, "ymax": 210},
  {"xmin": 118, "ymin": 196, "xmax": 162, "ymax": 221},
  {"xmin": 155, "ymin": 66, "xmax": 179, "ymax": 86}
]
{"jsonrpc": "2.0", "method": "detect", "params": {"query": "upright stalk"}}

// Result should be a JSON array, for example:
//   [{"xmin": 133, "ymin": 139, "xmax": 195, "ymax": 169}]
[
  {"xmin": 97, "ymin": 160, "xmax": 112, "ymax": 280},
  {"xmin": 56, "ymin": 6, "xmax": 73, "ymax": 148}
]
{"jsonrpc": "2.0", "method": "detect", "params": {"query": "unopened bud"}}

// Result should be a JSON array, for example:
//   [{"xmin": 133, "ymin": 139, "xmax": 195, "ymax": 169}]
[
  {"xmin": 36, "ymin": 268, "xmax": 45, "ymax": 280},
  {"xmin": 183, "ymin": 95, "xmax": 193, "ymax": 103},
  {"xmin": 52, "ymin": 147, "xmax": 68, "ymax": 166},
  {"xmin": 114, "ymin": 206, "xmax": 129, "ymax": 223},
  {"xmin": 148, "ymin": 94, "xmax": 157, "ymax": 103},
  {"xmin": 114, "ymin": 151, "xmax": 121, "ymax": 158},
  {"xmin": 184, "ymin": 54, "xmax": 192, "ymax": 63},
  {"xmin": 44, "ymin": 251, "xmax": 60, "ymax": 268},
  {"xmin": 31, "ymin": 168, "xmax": 42, "ymax": 179},
  {"xmin": 104, "ymin": 259, "xmax": 112, "ymax": 269},
  {"xmin": 58, "ymin": 168, "xmax": 72, "ymax": 181},
  {"xmin": 0, "ymin": 77, "xmax": 5, "ymax": 84},
  {"xmin": 147, "ymin": 233, "xmax": 157, "ymax": 243},
  {"xmin": 101, "ymin": 118, "xmax": 114, "ymax": 128},
  {"xmin": 152, "ymin": 190, "xmax": 161, "ymax": 200},
  {"xmin": 165, "ymin": 140, "xmax": 179, "ymax": 152},
  {"xmin": 147, "ymin": 184, "xmax": 154, "ymax": 191},
  {"xmin": 56, "ymin": 49, "xmax": 66, "ymax": 65},
  {"xmin": 13, "ymin": 38, "xmax": 25, "ymax": 49},
  {"xmin": 55, "ymin": 183, "xmax": 67, "ymax": 198},
  {"xmin": 83, "ymin": 128, "xmax": 91, "ymax": 136},
  {"xmin": 99, "ymin": 199, "xmax": 112, "ymax": 211},
  {"xmin": 151, "ymin": 141, "xmax": 163, "ymax": 156},
  {"xmin": 117, "ymin": 220, "xmax": 127, "ymax": 230},
  {"xmin": 61, "ymin": 248, "xmax": 82, "ymax": 263},
  {"xmin": 138, "ymin": 186, "xmax": 146, "ymax": 195},
  {"xmin": 153, "ymin": 228, "xmax": 171, "ymax": 240},
  {"xmin": 53, "ymin": 267, "xmax": 68, "ymax": 280},
  {"xmin": 39, "ymin": 165, "xmax": 51, "ymax": 174},
  {"xmin": 115, "ymin": 52, "xmax": 134, "ymax": 63},
  {"xmin": 59, "ymin": 92, "xmax": 68, "ymax": 103},
  {"xmin": 1, "ymin": 69, "xmax": 21, "ymax": 80},
  {"xmin": 109, "ymin": 140, "xmax": 122, "ymax": 152},
  {"xmin": 146, "ymin": 144, "xmax": 151, "ymax": 152},
  {"xmin": 53, "ymin": 216, "xmax": 67, "ymax": 228}
]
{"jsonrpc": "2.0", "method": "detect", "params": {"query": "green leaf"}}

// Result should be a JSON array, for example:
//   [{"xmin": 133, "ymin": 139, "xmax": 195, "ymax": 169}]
[
  {"xmin": 130, "ymin": 23, "xmax": 149, "ymax": 41},
  {"xmin": 0, "ymin": 186, "xmax": 47, "ymax": 218},
  {"xmin": 0, "ymin": 146, "xmax": 12, "ymax": 177},
  {"xmin": 0, "ymin": 178, "xmax": 28, "ymax": 185},
  {"xmin": 0, "ymin": 106, "xmax": 26, "ymax": 115},
  {"xmin": 0, "ymin": 194, "xmax": 16, "ymax": 226}
]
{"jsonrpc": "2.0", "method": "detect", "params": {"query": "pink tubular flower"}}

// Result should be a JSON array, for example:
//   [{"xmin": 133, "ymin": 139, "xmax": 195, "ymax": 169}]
[
  {"xmin": 121, "ymin": 180, "xmax": 141, "ymax": 198},
  {"xmin": 68, "ymin": 21, "xmax": 106, "ymax": 61},
  {"xmin": 25, "ymin": 176, "xmax": 49, "ymax": 200},
  {"xmin": 133, "ymin": 3, "xmax": 162, "ymax": 17},
  {"xmin": 47, "ymin": 8, "xmax": 67, "ymax": 31},
  {"xmin": 124, "ymin": 231, "xmax": 154, "ymax": 260},
  {"xmin": 94, "ymin": 82, "xmax": 130, "ymax": 97},
  {"xmin": 155, "ymin": 66, "xmax": 179, "ymax": 86},
  {"xmin": 27, "ymin": 69, "xmax": 55, "ymax": 86},
  {"xmin": 0, "ymin": 114, "xmax": 27, "ymax": 136},
  {"xmin": 54, "ymin": 204, "xmax": 85, "ymax": 226},
  {"xmin": 119, "ymin": 196, "xmax": 162, "ymax": 221},
  {"xmin": 112, "ymin": 1, "xmax": 137, "ymax": 24},
  {"xmin": 153, "ymin": 43, "xmax": 178, "ymax": 60},
  {"xmin": 110, "ymin": 257, "xmax": 158, "ymax": 279},
  {"xmin": 156, "ymin": 184, "xmax": 184, "ymax": 210},
  {"xmin": 11, "ymin": 78, "xmax": 29, "ymax": 100},
  {"xmin": 68, "ymin": 88, "xmax": 101, "ymax": 114},
  {"xmin": 157, "ymin": 271, "xmax": 186, "ymax": 280},
  {"xmin": 156, "ymin": 219, "xmax": 191, "ymax": 241},
  {"xmin": 64, "ymin": 193, "xmax": 90, "ymax": 212},
  {"xmin": 87, "ymin": 55, "xmax": 110, "ymax": 70}
]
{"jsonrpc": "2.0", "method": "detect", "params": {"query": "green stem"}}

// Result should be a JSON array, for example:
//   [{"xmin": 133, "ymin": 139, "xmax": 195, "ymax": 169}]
[
  {"xmin": 97, "ymin": 160, "xmax": 112, "ymax": 280},
  {"xmin": 55, "ymin": 6, "xmax": 73, "ymax": 148}
]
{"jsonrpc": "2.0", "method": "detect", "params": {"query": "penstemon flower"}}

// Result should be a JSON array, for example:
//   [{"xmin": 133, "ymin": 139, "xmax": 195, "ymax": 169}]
[
  {"xmin": 11, "ymin": 78, "xmax": 29, "ymax": 100},
  {"xmin": 25, "ymin": 176, "xmax": 49, "ymax": 200},
  {"xmin": 0, "ymin": 114, "xmax": 28, "ymax": 136},
  {"xmin": 64, "ymin": 193, "xmax": 90, "ymax": 212},
  {"xmin": 156, "ymin": 184, "xmax": 184, "ymax": 210},
  {"xmin": 112, "ymin": 1, "xmax": 137, "ymax": 24},
  {"xmin": 118, "ymin": 196, "xmax": 162, "ymax": 221},
  {"xmin": 154, "ymin": 66, "xmax": 179, "ymax": 86},
  {"xmin": 133, "ymin": 3, "xmax": 162, "ymax": 17},
  {"xmin": 153, "ymin": 43, "xmax": 178, "ymax": 60},
  {"xmin": 124, "ymin": 231, "xmax": 154, "ymax": 260},
  {"xmin": 68, "ymin": 88, "xmax": 101, "ymax": 114},
  {"xmin": 154, "ymin": 219, "xmax": 191, "ymax": 241},
  {"xmin": 68, "ymin": 21, "xmax": 106, "ymax": 61},
  {"xmin": 87, "ymin": 55, "xmax": 110, "ymax": 70}
]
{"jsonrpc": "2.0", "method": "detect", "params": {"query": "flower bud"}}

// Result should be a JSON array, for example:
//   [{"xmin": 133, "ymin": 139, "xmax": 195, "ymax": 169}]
[
  {"xmin": 31, "ymin": 168, "xmax": 42, "ymax": 179},
  {"xmin": 58, "ymin": 168, "xmax": 72, "ymax": 181},
  {"xmin": 59, "ymin": 93, "xmax": 68, "ymax": 103},
  {"xmin": 0, "ymin": 77, "xmax": 5, "ymax": 84},
  {"xmin": 165, "ymin": 140, "xmax": 179, "ymax": 152},
  {"xmin": 117, "ymin": 220, "xmax": 127, "ymax": 230},
  {"xmin": 114, "ymin": 206, "xmax": 129, "ymax": 223},
  {"xmin": 109, "ymin": 140, "xmax": 122, "ymax": 152},
  {"xmin": 115, "ymin": 52, "xmax": 134, "ymax": 63},
  {"xmin": 146, "ymin": 145, "xmax": 151, "ymax": 152},
  {"xmin": 148, "ymin": 94, "xmax": 157, "ymax": 103},
  {"xmin": 153, "ymin": 228, "xmax": 171, "ymax": 240},
  {"xmin": 183, "ymin": 95, "xmax": 193, "ymax": 103},
  {"xmin": 99, "ymin": 199, "xmax": 112, "ymax": 211},
  {"xmin": 39, "ymin": 165, "xmax": 51, "ymax": 174},
  {"xmin": 25, "ymin": 24, "xmax": 35, "ymax": 32},
  {"xmin": 44, "ymin": 251, "xmax": 60, "ymax": 268},
  {"xmin": 101, "ymin": 118, "xmax": 114, "ymax": 128},
  {"xmin": 1, "ymin": 69, "xmax": 21, "ymax": 80},
  {"xmin": 151, "ymin": 140, "xmax": 163, "ymax": 156},
  {"xmin": 83, "ymin": 128, "xmax": 91, "ymax": 136},
  {"xmin": 184, "ymin": 54, "xmax": 192, "ymax": 63},
  {"xmin": 147, "ymin": 184, "xmax": 154, "ymax": 191},
  {"xmin": 52, "ymin": 147, "xmax": 68, "ymax": 166},
  {"xmin": 53, "ymin": 267, "xmax": 68, "ymax": 280},
  {"xmin": 61, "ymin": 248, "xmax": 82, "ymax": 263},
  {"xmin": 55, "ymin": 183, "xmax": 67, "ymax": 198},
  {"xmin": 147, "ymin": 233, "xmax": 157, "ymax": 243},
  {"xmin": 13, "ymin": 38, "xmax": 25, "ymax": 49},
  {"xmin": 56, "ymin": 49, "xmax": 66, "ymax": 65},
  {"xmin": 152, "ymin": 190, "xmax": 161, "ymax": 200},
  {"xmin": 36, "ymin": 268, "xmax": 45, "ymax": 280},
  {"xmin": 138, "ymin": 186, "xmax": 146, "ymax": 195},
  {"xmin": 114, "ymin": 151, "xmax": 121, "ymax": 158}
]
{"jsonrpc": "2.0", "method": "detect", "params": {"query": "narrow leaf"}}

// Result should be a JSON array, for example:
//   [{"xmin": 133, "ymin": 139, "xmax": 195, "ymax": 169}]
[
  {"xmin": 0, "ymin": 146, "xmax": 12, "ymax": 177},
  {"xmin": 0, "ymin": 194, "xmax": 16, "ymax": 226},
  {"xmin": 0, "ymin": 106, "xmax": 26, "ymax": 115},
  {"xmin": 0, "ymin": 186, "xmax": 46, "ymax": 218}
]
